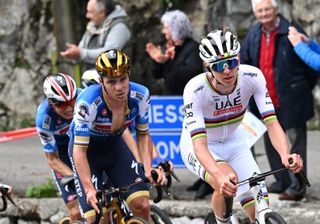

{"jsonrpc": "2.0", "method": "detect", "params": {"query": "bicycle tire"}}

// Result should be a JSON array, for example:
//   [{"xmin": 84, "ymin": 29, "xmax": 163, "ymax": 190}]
[
  {"xmin": 59, "ymin": 217, "xmax": 70, "ymax": 224},
  {"xmin": 151, "ymin": 204, "xmax": 172, "ymax": 224},
  {"xmin": 265, "ymin": 212, "xmax": 287, "ymax": 224},
  {"xmin": 126, "ymin": 216, "xmax": 148, "ymax": 224},
  {"xmin": 204, "ymin": 211, "xmax": 217, "ymax": 224}
]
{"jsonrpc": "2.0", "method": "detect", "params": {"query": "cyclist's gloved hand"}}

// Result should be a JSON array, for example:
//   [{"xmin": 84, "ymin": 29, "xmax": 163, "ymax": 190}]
[
  {"xmin": 147, "ymin": 168, "xmax": 167, "ymax": 186},
  {"xmin": 282, "ymin": 153, "xmax": 303, "ymax": 173}
]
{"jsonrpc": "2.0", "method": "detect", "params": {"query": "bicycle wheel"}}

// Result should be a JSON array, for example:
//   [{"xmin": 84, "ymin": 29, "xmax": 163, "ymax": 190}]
[
  {"xmin": 204, "ymin": 211, "xmax": 217, "ymax": 224},
  {"xmin": 151, "ymin": 204, "xmax": 172, "ymax": 224},
  {"xmin": 265, "ymin": 212, "xmax": 287, "ymax": 224},
  {"xmin": 126, "ymin": 216, "xmax": 148, "ymax": 224},
  {"xmin": 59, "ymin": 217, "xmax": 70, "ymax": 224}
]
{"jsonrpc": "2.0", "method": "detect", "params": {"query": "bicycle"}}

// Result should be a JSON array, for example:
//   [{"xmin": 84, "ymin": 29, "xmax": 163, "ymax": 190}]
[
  {"xmin": 0, "ymin": 184, "xmax": 16, "ymax": 212},
  {"xmin": 61, "ymin": 165, "xmax": 176, "ymax": 224},
  {"xmin": 204, "ymin": 160, "xmax": 310, "ymax": 224}
]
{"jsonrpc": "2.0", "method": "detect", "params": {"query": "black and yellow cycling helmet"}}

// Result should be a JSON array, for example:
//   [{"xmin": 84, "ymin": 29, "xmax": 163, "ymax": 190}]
[{"xmin": 96, "ymin": 49, "xmax": 130, "ymax": 78}]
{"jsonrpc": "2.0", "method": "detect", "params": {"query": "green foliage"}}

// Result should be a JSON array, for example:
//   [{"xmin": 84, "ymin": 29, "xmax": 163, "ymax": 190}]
[
  {"xmin": 25, "ymin": 179, "xmax": 58, "ymax": 198},
  {"xmin": 20, "ymin": 118, "xmax": 35, "ymax": 128}
]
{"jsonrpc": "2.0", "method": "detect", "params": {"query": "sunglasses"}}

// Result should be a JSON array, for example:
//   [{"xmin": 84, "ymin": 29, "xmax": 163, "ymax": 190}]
[
  {"xmin": 53, "ymin": 98, "xmax": 76, "ymax": 109},
  {"xmin": 210, "ymin": 58, "xmax": 238, "ymax": 72}
]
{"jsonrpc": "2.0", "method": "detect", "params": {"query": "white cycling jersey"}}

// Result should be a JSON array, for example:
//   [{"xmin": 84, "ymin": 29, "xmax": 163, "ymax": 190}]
[{"xmin": 180, "ymin": 64, "xmax": 276, "ymax": 196}]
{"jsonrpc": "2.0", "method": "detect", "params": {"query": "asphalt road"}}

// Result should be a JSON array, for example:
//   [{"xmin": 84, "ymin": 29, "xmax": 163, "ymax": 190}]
[{"xmin": 1, "ymin": 131, "xmax": 320, "ymax": 200}]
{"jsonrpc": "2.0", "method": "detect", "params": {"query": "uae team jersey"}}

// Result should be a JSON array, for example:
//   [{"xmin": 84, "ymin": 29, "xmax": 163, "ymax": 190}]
[
  {"xmin": 183, "ymin": 64, "xmax": 276, "ymax": 143},
  {"xmin": 71, "ymin": 82, "xmax": 150, "ymax": 147}
]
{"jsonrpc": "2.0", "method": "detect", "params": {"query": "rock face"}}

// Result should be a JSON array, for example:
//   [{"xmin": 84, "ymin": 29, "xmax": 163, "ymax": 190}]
[{"xmin": 0, "ymin": 0, "xmax": 319, "ymax": 130}]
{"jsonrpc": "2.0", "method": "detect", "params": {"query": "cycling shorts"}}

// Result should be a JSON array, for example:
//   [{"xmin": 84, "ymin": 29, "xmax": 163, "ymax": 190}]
[
  {"xmin": 52, "ymin": 144, "xmax": 77, "ymax": 204},
  {"xmin": 180, "ymin": 126, "xmax": 263, "ymax": 196},
  {"xmin": 69, "ymin": 136, "xmax": 150, "ymax": 218}
]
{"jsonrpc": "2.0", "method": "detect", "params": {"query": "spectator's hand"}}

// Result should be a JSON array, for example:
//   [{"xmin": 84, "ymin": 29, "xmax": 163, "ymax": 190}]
[
  {"xmin": 60, "ymin": 43, "xmax": 81, "ymax": 60},
  {"xmin": 288, "ymin": 26, "xmax": 310, "ymax": 46},
  {"xmin": 146, "ymin": 43, "xmax": 169, "ymax": 63},
  {"xmin": 282, "ymin": 153, "xmax": 303, "ymax": 173}
]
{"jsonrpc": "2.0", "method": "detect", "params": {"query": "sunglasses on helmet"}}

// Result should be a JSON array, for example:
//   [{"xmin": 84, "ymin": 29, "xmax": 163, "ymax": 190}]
[
  {"xmin": 210, "ymin": 58, "xmax": 239, "ymax": 73},
  {"xmin": 52, "ymin": 97, "xmax": 76, "ymax": 110}
]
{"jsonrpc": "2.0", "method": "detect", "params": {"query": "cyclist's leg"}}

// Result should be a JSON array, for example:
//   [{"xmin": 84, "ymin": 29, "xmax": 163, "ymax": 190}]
[
  {"xmin": 106, "ymin": 136, "xmax": 150, "ymax": 222},
  {"xmin": 53, "ymin": 149, "xmax": 82, "ymax": 222},
  {"xmin": 68, "ymin": 147, "xmax": 104, "ymax": 224},
  {"xmin": 229, "ymin": 136, "xmax": 268, "ymax": 223},
  {"xmin": 180, "ymin": 138, "xmax": 235, "ymax": 223}
]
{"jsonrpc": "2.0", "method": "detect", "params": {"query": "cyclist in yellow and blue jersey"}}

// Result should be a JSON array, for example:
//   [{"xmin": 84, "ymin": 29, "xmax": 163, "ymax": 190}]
[{"xmin": 69, "ymin": 49, "xmax": 166, "ymax": 223}]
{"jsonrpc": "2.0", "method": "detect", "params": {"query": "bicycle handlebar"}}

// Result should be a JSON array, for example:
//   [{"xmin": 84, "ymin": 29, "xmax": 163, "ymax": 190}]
[
  {"xmin": 237, "ymin": 166, "xmax": 310, "ymax": 193},
  {"xmin": 157, "ymin": 160, "xmax": 180, "ymax": 189}
]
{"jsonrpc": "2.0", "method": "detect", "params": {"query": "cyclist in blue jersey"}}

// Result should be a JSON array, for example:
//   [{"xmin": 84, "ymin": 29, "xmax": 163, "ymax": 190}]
[
  {"xmin": 179, "ymin": 28, "xmax": 304, "ymax": 224},
  {"xmin": 35, "ymin": 73, "xmax": 82, "ymax": 222},
  {"xmin": 69, "ymin": 49, "xmax": 166, "ymax": 223}
]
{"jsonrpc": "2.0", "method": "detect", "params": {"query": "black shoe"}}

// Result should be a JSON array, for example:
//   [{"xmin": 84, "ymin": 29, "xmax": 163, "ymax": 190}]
[
  {"xmin": 279, "ymin": 192, "xmax": 304, "ymax": 201},
  {"xmin": 186, "ymin": 178, "xmax": 203, "ymax": 191},
  {"xmin": 195, "ymin": 182, "xmax": 214, "ymax": 199}
]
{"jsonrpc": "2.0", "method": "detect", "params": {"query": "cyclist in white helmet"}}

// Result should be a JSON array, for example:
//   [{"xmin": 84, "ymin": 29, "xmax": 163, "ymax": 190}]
[
  {"xmin": 179, "ymin": 28, "xmax": 303, "ymax": 223},
  {"xmin": 35, "ymin": 73, "xmax": 82, "ymax": 222},
  {"xmin": 81, "ymin": 69, "xmax": 101, "ymax": 88}
]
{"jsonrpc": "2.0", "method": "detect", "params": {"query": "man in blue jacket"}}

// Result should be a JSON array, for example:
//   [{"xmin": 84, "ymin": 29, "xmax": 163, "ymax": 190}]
[{"xmin": 240, "ymin": 0, "xmax": 318, "ymax": 200}]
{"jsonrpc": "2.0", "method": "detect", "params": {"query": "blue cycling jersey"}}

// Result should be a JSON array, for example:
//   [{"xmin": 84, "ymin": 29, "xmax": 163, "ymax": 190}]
[
  {"xmin": 70, "ymin": 82, "xmax": 150, "ymax": 147},
  {"xmin": 35, "ymin": 89, "xmax": 82, "ymax": 153}
]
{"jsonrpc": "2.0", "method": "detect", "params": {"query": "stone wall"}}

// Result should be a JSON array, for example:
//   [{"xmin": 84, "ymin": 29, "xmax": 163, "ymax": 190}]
[{"xmin": 0, "ymin": 0, "xmax": 319, "ymax": 130}]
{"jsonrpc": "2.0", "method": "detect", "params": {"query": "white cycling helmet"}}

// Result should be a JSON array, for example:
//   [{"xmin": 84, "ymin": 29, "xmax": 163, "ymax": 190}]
[
  {"xmin": 43, "ymin": 73, "xmax": 77, "ymax": 102},
  {"xmin": 199, "ymin": 29, "xmax": 240, "ymax": 64},
  {"xmin": 81, "ymin": 69, "xmax": 101, "ymax": 88}
]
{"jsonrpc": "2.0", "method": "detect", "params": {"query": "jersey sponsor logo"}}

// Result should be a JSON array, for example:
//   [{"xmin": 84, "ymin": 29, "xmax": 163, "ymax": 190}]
[
  {"xmin": 92, "ymin": 96, "xmax": 102, "ymax": 109},
  {"xmin": 186, "ymin": 120, "xmax": 196, "ymax": 126},
  {"xmin": 215, "ymin": 95, "xmax": 241, "ymax": 110},
  {"xmin": 185, "ymin": 111, "xmax": 193, "ymax": 118},
  {"xmin": 131, "ymin": 160, "xmax": 139, "ymax": 175},
  {"xmin": 193, "ymin": 85, "xmax": 204, "ymax": 94},
  {"xmin": 185, "ymin": 103, "xmax": 193, "ymax": 109},
  {"xmin": 132, "ymin": 91, "xmax": 144, "ymax": 101},
  {"xmin": 75, "ymin": 125, "xmax": 89, "ymax": 133},
  {"xmin": 187, "ymin": 153, "xmax": 198, "ymax": 172},
  {"xmin": 78, "ymin": 103, "xmax": 89, "ymax": 119},
  {"xmin": 214, "ymin": 105, "xmax": 242, "ymax": 116},
  {"xmin": 102, "ymin": 108, "xmax": 107, "ymax": 116},
  {"xmin": 243, "ymin": 72, "xmax": 257, "ymax": 78},
  {"xmin": 42, "ymin": 115, "xmax": 51, "ymax": 129},
  {"xmin": 97, "ymin": 117, "xmax": 109, "ymax": 122}
]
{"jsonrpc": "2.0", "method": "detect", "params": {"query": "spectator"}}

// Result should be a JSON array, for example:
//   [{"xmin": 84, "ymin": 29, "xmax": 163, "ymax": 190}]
[
  {"xmin": 60, "ymin": 0, "xmax": 131, "ymax": 71},
  {"xmin": 146, "ymin": 9, "xmax": 203, "ymax": 95},
  {"xmin": 240, "ymin": 0, "xmax": 317, "ymax": 200},
  {"xmin": 146, "ymin": 9, "xmax": 211, "ymax": 199},
  {"xmin": 288, "ymin": 26, "xmax": 320, "ymax": 71}
]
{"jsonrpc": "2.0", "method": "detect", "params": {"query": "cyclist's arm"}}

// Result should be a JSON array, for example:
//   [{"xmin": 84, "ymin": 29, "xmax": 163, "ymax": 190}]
[
  {"xmin": 122, "ymin": 128, "xmax": 142, "ymax": 162},
  {"xmin": 252, "ymin": 67, "xmax": 301, "ymax": 170},
  {"xmin": 136, "ymin": 132, "xmax": 153, "ymax": 174},
  {"xmin": 265, "ymin": 119, "xmax": 290, "ymax": 158},
  {"xmin": 72, "ymin": 144, "xmax": 94, "ymax": 192},
  {"xmin": 45, "ymin": 152, "xmax": 73, "ymax": 176}
]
